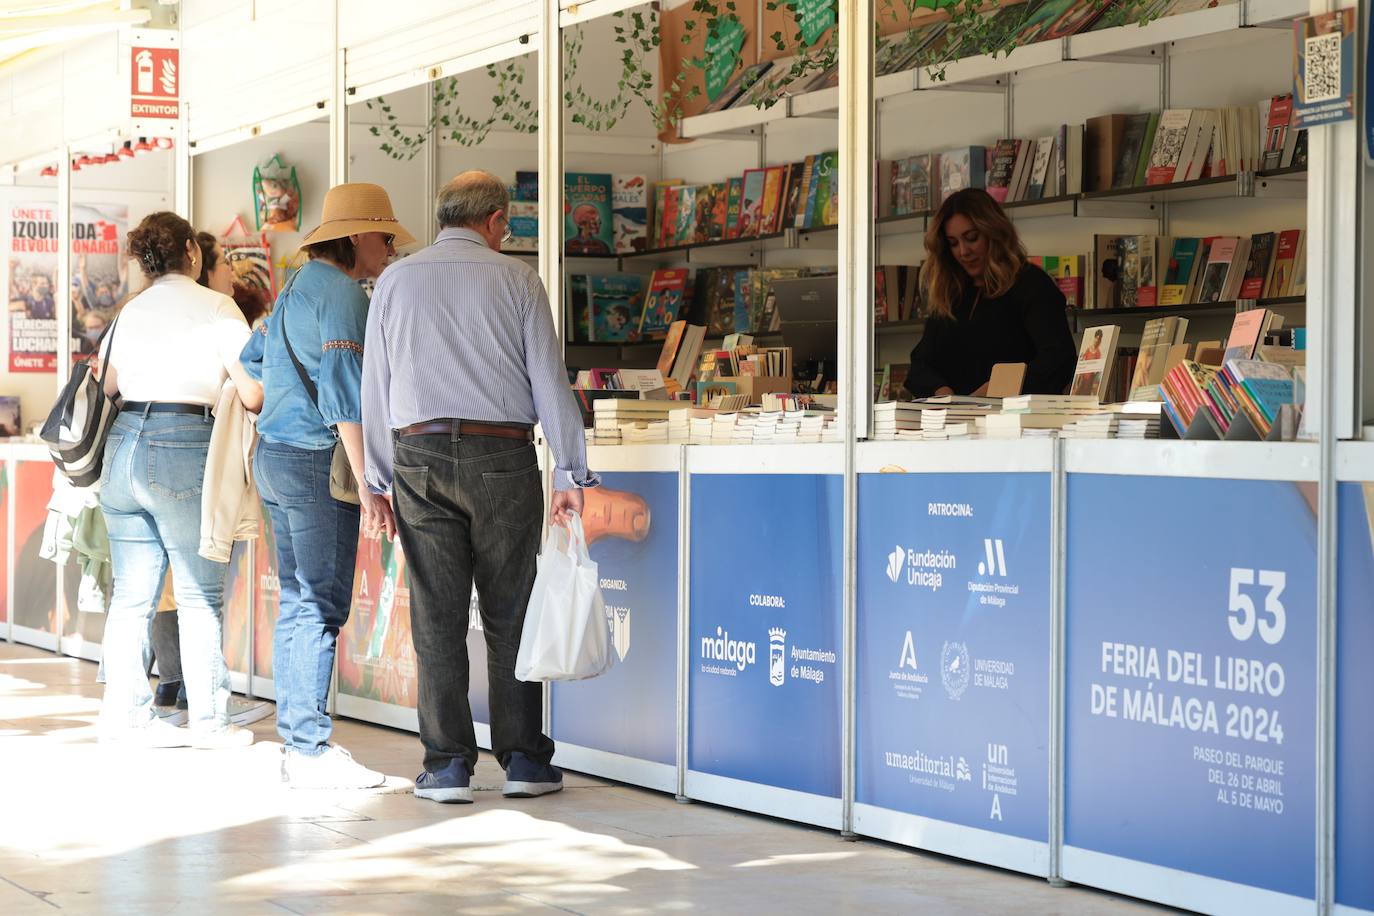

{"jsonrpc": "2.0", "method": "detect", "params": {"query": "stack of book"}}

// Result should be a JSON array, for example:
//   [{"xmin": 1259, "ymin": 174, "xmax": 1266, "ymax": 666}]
[
  {"xmin": 998, "ymin": 394, "xmax": 1105, "ymax": 432},
  {"xmin": 871, "ymin": 402, "xmax": 925, "ymax": 441},
  {"xmin": 591, "ymin": 399, "xmax": 691, "ymax": 445},
  {"xmin": 624, "ymin": 421, "xmax": 670, "ymax": 444}
]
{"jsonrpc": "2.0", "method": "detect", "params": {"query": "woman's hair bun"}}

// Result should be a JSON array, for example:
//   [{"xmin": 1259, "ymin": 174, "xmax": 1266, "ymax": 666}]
[{"xmin": 126, "ymin": 211, "xmax": 195, "ymax": 280}]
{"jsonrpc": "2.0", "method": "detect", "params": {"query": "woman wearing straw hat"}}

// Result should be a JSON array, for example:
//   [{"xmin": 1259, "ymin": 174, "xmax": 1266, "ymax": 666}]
[{"xmin": 240, "ymin": 182, "xmax": 413, "ymax": 788}]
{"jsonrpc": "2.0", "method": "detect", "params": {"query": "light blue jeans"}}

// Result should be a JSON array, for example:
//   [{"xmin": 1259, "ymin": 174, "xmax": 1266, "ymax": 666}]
[
  {"xmin": 254, "ymin": 440, "xmax": 360, "ymax": 756},
  {"xmin": 99, "ymin": 410, "xmax": 231, "ymax": 736}
]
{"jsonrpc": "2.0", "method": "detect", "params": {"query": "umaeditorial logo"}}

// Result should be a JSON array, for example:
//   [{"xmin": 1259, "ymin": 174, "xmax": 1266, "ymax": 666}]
[
  {"xmin": 956, "ymin": 756, "xmax": 973, "ymax": 782},
  {"xmin": 941, "ymin": 641, "xmax": 970, "ymax": 700},
  {"xmin": 769, "ymin": 628, "xmax": 787, "ymax": 687},
  {"xmin": 701, "ymin": 627, "xmax": 756, "ymax": 671},
  {"xmin": 886, "ymin": 545, "xmax": 904, "ymax": 583}
]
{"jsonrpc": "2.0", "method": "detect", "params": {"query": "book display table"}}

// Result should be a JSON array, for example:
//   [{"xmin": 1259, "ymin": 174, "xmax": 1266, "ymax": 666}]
[{"xmin": 853, "ymin": 440, "xmax": 1055, "ymax": 877}]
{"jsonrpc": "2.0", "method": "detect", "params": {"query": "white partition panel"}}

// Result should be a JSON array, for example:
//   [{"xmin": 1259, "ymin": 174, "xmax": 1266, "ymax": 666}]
[
  {"xmin": 182, "ymin": 0, "xmax": 333, "ymax": 148},
  {"xmin": 342, "ymin": 0, "xmax": 542, "ymax": 103}
]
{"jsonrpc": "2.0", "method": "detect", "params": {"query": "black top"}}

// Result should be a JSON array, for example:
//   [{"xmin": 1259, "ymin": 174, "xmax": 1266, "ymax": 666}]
[{"xmin": 904, "ymin": 264, "xmax": 1077, "ymax": 399}]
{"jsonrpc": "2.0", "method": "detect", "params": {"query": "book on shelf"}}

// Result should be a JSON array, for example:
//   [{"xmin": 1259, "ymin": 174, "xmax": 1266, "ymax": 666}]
[
  {"xmin": 638, "ymin": 268, "xmax": 690, "ymax": 339},
  {"xmin": 1159, "ymin": 238, "xmax": 1202, "ymax": 305},
  {"xmin": 671, "ymin": 185, "xmax": 696, "ymax": 246},
  {"xmin": 564, "ymin": 173, "xmax": 615, "ymax": 256},
  {"xmin": 1091, "ymin": 235, "xmax": 1121, "ymax": 310},
  {"xmin": 514, "ymin": 170, "xmax": 539, "ymax": 202},
  {"xmin": 505, "ymin": 200, "xmax": 538, "ymax": 252},
  {"xmin": 1195, "ymin": 237, "xmax": 1240, "ymax": 303},
  {"xmin": 807, "ymin": 151, "xmax": 839, "ymax": 228},
  {"xmin": 1116, "ymin": 235, "xmax": 1158, "ymax": 308},
  {"xmin": 1026, "ymin": 136, "xmax": 1054, "ymax": 201},
  {"xmin": 908, "ymin": 154, "xmax": 933, "ymax": 214},
  {"xmin": 1261, "ymin": 94, "xmax": 1295, "ymax": 171},
  {"xmin": 1086, "ymin": 113, "xmax": 1127, "ymax": 193},
  {"xmin": 937, "ymin": 146, "xmax": 986, "ymax": 203},
  {"xmin": 781, "ymin": 161, "xmax": 806, "ymax": 227},
  {"xmin": 566, "ymin": 273, "xmax": 591, "ymax": 343},
  {"xmin": 588, "ymin": 274, "xmax": 646, "ymax": 343},
  {"xmin": 1267, "ymin": 229, "xmax": 1303, "ymax": 298},
  {"xmin": 1239, "ymin": 232, "xmax": 1277, "ymax": 300},
  {"xmin": 1070, "ymin": 324, "xmax": 1120, "ymax": 400},
  {"xmin": 737, "ymin": 168, "xmax": 767, "ymax": 238},
  {"xmin": 1029, "ymin": 256, "xmax": 1083, "ymax": 309},
  {"xmin": 612, "ymin": 174, "xmax": 648, "ymax": 254},
  {"xmin": 700, "ymin": 61, "xmax": 772, "ymax": 114},
  {"xmin": 1113, "ymin": 112, "xmax": 1153, "ymax": 189},
  {"xmin": 986, "ymin": 140, "xmax": 1020, "ymax": 203},
  {"xmin": 760, "ymin": 166, "xmax": 787, "ymax": 234},
  {"xmin": 652, "ymin": 179, "xmax": 682, "ymax": 248},
  {"xmin": 724, "ymin": 177, "xmax": 744, "ymax": 240},
  {"xmin": 1145, "ymin": 109, "xmax": 1192, "ymax": 185}
]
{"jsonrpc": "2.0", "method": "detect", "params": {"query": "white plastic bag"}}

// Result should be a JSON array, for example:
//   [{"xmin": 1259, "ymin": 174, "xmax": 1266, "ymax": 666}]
[{"xmin": 515, "ymin": 514, "xmax": 614, "ymax": 682}]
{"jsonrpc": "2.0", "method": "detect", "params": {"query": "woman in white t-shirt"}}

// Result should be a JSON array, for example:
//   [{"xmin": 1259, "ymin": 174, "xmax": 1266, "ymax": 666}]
[{"xmin": 97, "ymin": 211, "xmax": 264, "ymax": 749}]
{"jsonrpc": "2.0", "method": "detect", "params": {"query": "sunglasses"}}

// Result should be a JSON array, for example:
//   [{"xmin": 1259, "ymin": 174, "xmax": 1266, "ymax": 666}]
[{"xmin": 383, "ymin": 233, "xmax": 396, "ymax": 247}]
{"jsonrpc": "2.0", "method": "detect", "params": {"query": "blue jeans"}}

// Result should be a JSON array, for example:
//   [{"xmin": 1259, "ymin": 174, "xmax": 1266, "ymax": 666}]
[
  {"xmin": 99, "ymin": 410, "xmax": 230, "ymax": 735},
  {"xmin": 254, "ymin": 440, "xmax": 360, "ymax": 755}
]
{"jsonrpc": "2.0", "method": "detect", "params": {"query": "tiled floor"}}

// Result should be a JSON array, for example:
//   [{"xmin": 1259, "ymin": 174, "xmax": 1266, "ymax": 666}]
[{"xmin": 0, "ymin": 642, "xmax": 1171, "ymax": 915}]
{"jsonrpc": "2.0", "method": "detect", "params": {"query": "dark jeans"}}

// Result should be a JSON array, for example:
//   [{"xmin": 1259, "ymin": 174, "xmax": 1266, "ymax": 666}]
[
  {"xmin": 392, "ymin": 431, "xmax": 553, "ymax": 774},
  {"xmin": 254, "ymin": 440, "xmax": 361, "ymax": 755}
]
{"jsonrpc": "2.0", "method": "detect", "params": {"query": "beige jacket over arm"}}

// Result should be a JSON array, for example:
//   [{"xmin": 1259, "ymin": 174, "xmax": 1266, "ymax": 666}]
[{"xmin": 199, "ymin": 379, "xmax": 259, "ymax": 562}]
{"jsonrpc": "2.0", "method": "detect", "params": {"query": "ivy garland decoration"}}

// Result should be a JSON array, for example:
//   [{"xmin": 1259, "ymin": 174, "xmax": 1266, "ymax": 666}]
[{"xmin": 366, "ymin": 0, "xmax": 1171, "ymax": 158}]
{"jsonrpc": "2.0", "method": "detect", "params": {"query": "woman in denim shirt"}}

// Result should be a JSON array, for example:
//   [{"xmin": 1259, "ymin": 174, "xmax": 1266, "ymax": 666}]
[{"xmin": 241, "ymin": 183, "xmax": 413, "ymax": 788}]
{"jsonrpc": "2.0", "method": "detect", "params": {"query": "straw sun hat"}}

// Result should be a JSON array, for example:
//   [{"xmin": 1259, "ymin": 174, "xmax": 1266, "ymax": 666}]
[{"xmin": 299, "ymin": 182, "xmax": 416, "ymax": 249}]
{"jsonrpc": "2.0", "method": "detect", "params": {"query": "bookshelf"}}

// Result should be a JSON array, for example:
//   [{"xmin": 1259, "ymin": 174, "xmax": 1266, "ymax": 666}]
[{"xmin": 1069, "ymin": 295, "xmax": 1305, "ymax": 325}]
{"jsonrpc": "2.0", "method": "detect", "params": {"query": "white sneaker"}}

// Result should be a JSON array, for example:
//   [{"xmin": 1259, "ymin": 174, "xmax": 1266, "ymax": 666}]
[
  {"xmin": 100, "ymin": 717, "xmax": 192, "ymax": 748},
  {"xmin": 190, "ymin": 725, "xmax": 255, "ymax": 750},
  {"xmin": 283, "ymin": 745, "xmax": 386, "ymax": 789},
  {"xmin": 228, "ymin": 698, "xmax": 274, "ymax": 727}
]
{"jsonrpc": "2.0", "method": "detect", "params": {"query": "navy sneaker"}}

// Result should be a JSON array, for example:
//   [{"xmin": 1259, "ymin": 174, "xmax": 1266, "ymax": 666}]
[
  {"xmin": 503, "ymin": 752, "xmax": 563, "ymax": 798},
  {"xmin": 414, "ymin": 758, "xmax": 473, "ymax": 804}
]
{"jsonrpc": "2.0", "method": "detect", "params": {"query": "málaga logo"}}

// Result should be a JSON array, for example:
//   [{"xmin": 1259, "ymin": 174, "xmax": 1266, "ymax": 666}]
[
  {"xmin": 886, "ymin": 545, "xmax": 904, "ymax": 583},
  {"xmin": 941, "ymin": 641, "xmax": 970, "ymax": 700},
  {"xmin": 768, "ymin": 628, "xmax": 786, "ymax": 687}
]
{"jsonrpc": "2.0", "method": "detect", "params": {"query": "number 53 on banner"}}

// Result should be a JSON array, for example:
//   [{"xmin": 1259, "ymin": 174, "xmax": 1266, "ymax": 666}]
[{"xmin": 1228, "ymin": 568, "xmax": 1287, "ymax": 645}]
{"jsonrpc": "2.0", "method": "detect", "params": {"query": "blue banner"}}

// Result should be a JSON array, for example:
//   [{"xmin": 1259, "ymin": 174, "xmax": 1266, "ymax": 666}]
[
  {"xmin": 1337, "ymin": 481, "xmax": 1374, "ymax": 912},
  {"xmin": 552, "ymin": 472, "xmax": 678, "ymax": 766},
  {"xmin": 857, "ymin": 472, "xmax": 1051, "ymax": 841},
  {"xmin": 1066, "ymin": 475, "xmax": 1316, "ymax": 900},
  {"xmin": 689, "ymin": 474, "xmax": 842, "ymax": 797}
]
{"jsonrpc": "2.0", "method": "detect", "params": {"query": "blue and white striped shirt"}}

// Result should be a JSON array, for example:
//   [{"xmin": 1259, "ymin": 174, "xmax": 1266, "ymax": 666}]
[{"xmin": 361, "ymin": 227, "xmax": 598, "ymax": 494}]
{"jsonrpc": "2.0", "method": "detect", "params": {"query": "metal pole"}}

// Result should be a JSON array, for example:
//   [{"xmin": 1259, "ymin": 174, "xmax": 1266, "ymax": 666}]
[
  {"xmin": 54, "ymin": 144, "xmax": 72, "ymax": 655},
  {"xmin": 676, "ymin": 446, "xmax": 691, "ymax": 803},
  {"xmin": 326, "ymin": 1, "xmax": 347, "ymax": 718},
  {"xmin": 839, "ymin": 0, "xmax": 875, "ymax": 839},
  {"xmin": 1048, "ymin": 438, "xmax": 1068, "ymax": 886}
]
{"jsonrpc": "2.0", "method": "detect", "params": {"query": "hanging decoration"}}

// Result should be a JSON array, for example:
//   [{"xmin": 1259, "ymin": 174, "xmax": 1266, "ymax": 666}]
[
  {"xmin": 252, "ymin": 155, "xmax": 302, "ymax": 232},
  {"xmin": 219, "ymin": 215, "xmax": 276, "ymax": 299}
]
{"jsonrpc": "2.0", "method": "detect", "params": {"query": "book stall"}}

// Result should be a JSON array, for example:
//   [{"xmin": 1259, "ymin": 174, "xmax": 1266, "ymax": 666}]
[{"xmin": 0, "ymin": 2, "xmax": 1369, "ymax": 915}]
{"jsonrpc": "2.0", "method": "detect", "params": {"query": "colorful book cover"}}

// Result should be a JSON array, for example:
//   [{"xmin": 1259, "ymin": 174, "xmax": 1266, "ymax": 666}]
[
  {"xmin": 725, "ymin": 177, "xmax": 744, "ymax": 240},
  {"xmin": 1070, "ymin": 324, "xmax": 1120, "ymax": 401},
  {"xmin": 1113, "ymin": 113, "xmax": 1152, "ymax": 189},
  {"xmin": 612, "ymin": 174, "xmax": 648, "ymax": 254},
  {"xmin": 672, "ymin": 185, "xmax": 697, "ymax": 246},
  {"xmin": 908, "ymin": 154, "xmax": 932, "ymax": 213},
  {"xmin": 1034, "ymin": 255, "xmax": 1083, "ymax": 308},
  {"xmin": 514, "ymin": 170, "xmax": 539, "ymax": 202},
  {"xmin": 710, "ymin": 183, "xmax": 730, "ymax": 242},
  {"xmin": 986, "ymin": 140, "xmax": 1019, "ymax": 203},
  {"xmin": 1145, "ymin": 109, "xmax": 1192, "ymax": 185},
  {"xmin": 732, "ymin": 269, "xmax": 754, "ymax": 333},
  {"xmin": 566, "ymin": 273, "xmax": 591, "ymax": 342},
  {"xmin": 794, "ymin": 156, "xmax": 816, "ymax": 228},
  {"xmin": 638, "ymin": 268, "xmax": 690, "ymax": 339},
  {"xmin": 652, "ymin": 179, "xmax": 682, "ymax": 248},
  {"xmin": 564, "ymin": 172, "xmax": 614, "ymax": 256},
  {"xmin": 938, "ymin": 146, "xmax": 986, "ymax": 202},
  {"xmin": 590, "ymin": 274, "xmax": 646, "ymax": 343},
  {"xmin": 780, "ymin": 161, "xmax": 806, "ymax": 227},
  {"xmin": 692, "ymin": 185, "xmax": 717, "ymax": 244},
  {"xmin": 504, "ymin": 200, "xmax": 538, "ymax": 252},
  {"xmin": 759, "ymin": 166, "xmax": 786, "ymax": 234},
  {"xmin": 1267, "ymin": 229, "xmax": 1301, "ymax": 298},
  {"xmin": 808, "ymin": 151, "xmax": 838, "ymax": 228},
  {"xmin": 737, "ymin": 169, "xmax": 768, "ymax": 238},
  {"xmin": 1240, "ymin": 232, "xmax": 1276, "ymax": 300},
  {"xmin": 892, "ymin": 157, "xmax": 913, "ymax": 215},
  {"xmin": 1197, "ymin": 237, "xmax": 1239, "ymax": 303},
  {"xmin": 1160, "ymin": 237, "xmax": 1200, "ymax": 305}
]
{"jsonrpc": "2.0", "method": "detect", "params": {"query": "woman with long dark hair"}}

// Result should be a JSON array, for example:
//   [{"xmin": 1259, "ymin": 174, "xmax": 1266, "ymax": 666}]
[
  {"xmin": 98, "ymin": 211, "xmax": 264, "ymax": 748},
  {"xmin": 904, "ymin": 188, "xmax": 1076, "ymax": 399}
]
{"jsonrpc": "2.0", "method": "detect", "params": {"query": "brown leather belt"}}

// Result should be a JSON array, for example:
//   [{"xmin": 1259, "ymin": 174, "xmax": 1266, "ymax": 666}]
[{"xmin": 397, "ymin": 419, "xmax": 534, "ymax": 441}]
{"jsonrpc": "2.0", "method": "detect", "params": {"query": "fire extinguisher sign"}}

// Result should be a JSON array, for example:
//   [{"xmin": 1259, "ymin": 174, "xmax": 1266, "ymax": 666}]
[{"xmin": 129, "ymin": 30, "xmax": 179, "ymax": 125}]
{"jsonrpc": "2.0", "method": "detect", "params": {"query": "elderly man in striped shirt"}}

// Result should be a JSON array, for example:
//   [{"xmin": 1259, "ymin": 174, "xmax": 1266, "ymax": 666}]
[{"xmin": 361, "ymin": 170, "xmax": 599, "ymax": 805}]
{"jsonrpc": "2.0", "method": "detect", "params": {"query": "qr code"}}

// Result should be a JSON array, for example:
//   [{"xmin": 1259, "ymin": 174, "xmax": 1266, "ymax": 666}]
[{"xmin": 1304, "ymin": 32, "xmax": 1342, "ymax": 103}]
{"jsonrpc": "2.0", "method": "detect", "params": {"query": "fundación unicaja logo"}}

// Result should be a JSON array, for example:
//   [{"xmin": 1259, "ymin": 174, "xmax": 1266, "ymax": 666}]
[
  {"xmin": 769, "ymin": 628, "xmax": 787, "ymax": 687},
  {"xmin": 941, "ymin": 641, "xmax": 970, "ymax": 700},
  {"xmin": 886, "ymin": 545, "xmax": 905, "ymax": 583}
]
